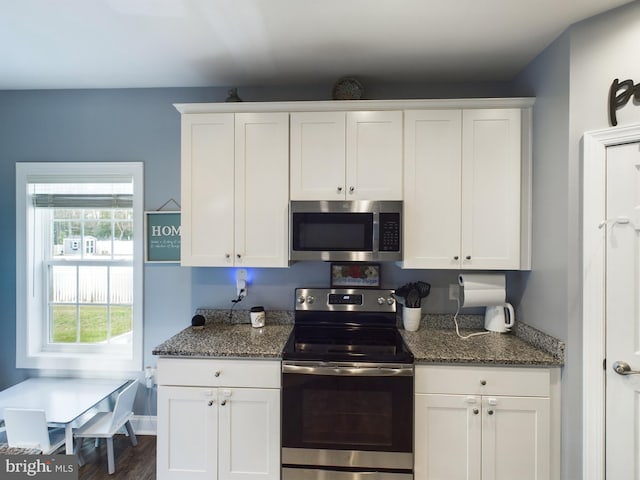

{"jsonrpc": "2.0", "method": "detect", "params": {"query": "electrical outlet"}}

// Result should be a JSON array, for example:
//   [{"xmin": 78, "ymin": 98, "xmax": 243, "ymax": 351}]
[
  {"xmin": 144, "ymin": 366, "xmax": 156, "ymax": 389},
  {"xmin": 449, "ymin": 284, "xmax": 459, "ymax": 301},
  {"xmin": 236, "ymin": 269, "xmax": 248, "ymax": 298}
]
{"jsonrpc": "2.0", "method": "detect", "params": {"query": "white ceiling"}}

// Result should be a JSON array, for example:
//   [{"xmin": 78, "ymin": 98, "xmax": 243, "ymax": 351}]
[{"xmin": 0, "ymin": 0, "xmax": 633, "ymax": 90}]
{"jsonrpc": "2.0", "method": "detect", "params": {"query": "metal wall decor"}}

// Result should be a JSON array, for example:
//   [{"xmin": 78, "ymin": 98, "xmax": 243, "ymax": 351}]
[{"xmin": 609, "ymin": 78, "xmax": 640, "ymax": 126}]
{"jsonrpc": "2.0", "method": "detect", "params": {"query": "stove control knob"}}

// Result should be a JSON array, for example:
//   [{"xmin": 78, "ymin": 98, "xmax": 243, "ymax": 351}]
[
  {"xmin": 306, "ymin": 295, "xmax": 315, "ymax": 305},
  {"xmin": 297, "ymin": 296, "xmax": 305, "ymax": 304},
  {"xmin": 377, "ymin": 297, "xmax": 385, "ymax": 305},
  {"xmin": 387, "ymin": 297, "xmax": 395, "ymax": 305}
]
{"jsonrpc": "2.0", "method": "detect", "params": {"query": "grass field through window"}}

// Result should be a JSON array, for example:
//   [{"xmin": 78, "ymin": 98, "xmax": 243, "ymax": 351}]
[{"xmin": 51, "ymin": 305, "xmax": 133, "ymax": 343}]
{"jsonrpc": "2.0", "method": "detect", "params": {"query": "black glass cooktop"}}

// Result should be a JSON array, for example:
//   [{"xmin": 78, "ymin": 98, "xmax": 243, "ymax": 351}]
[{"xmin": 282, "ymin": 324, "xmax": 414, "ymax": 363}]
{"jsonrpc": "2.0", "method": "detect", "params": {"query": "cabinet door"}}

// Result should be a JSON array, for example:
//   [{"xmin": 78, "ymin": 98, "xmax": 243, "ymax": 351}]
[
  {"xmin": 403, "ymin": 110, "xmax": 462, "ymax": 268},
  {"xmin": 290, "ymin": 112, "xmax": 346, "ymax": 200},
  {"xmin": 481, "ymin": 396, "xmax": 550, "ymax": 480},
  {"xmin": 415, "ymin": 394, "xmax": 481, "ymax": 480},
  {"xmin": 181, "ymin": 113, "xmax": 235, "ymax": 266},
  {"xmin": 157, "ymin": 386, "xmax": 218, "ymax": 480},
  {"xmin": 235, "ymin": 113, "xmax": 290, "ymax": 267},
  {"xmin": 218, "ymin": 388, "xmax": 281, "ymax": 480},
  {"xmin": 461, "ymin": 109, "xmax": 521, "ymax": 269},
  {"xmin": 346, "ymin": 111, "xmax": 403, "ymax": 200}
]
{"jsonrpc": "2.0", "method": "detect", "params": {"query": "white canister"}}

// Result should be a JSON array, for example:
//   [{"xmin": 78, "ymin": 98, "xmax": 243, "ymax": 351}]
[
  {"xmin": 250, "ymin": 306, "xmax": 266, "ymax": 328},
  {"xmin": 403, "ymin": 306, "xmax": 422, "ymax": 332}
]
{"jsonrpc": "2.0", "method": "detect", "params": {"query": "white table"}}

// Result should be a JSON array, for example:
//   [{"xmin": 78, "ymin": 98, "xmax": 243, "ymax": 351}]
[{"xmin": 0, "ymin": 377, "xmax": 128, "ymax": 454}]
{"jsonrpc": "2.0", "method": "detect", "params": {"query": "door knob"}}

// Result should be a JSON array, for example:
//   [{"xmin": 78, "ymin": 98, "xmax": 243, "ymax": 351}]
[{"xmin": 613, "ymin": 361, "xmax": 640, "ymax": 375}]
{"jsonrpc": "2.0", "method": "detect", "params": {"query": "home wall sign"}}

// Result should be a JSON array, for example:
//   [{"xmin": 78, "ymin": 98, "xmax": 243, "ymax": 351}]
[
  {"xmin": 145, "ymin": 211, "xmax": 181, "ymax": 263},
  {"xmin": 609, "ymin": 78, "xmax": 640, "ymax": 126}
]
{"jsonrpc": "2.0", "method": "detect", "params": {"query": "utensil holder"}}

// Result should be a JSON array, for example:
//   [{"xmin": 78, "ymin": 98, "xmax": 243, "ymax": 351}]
[{"xmin": 403, "ymin": 306, "xmax": 422, "ymax": 332}]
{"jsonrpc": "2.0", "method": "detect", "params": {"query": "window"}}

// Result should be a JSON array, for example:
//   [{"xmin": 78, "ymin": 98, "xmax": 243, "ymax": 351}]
[{"xmin": 16, "ymin": 163, "xmax": 143, "ymax": 372}]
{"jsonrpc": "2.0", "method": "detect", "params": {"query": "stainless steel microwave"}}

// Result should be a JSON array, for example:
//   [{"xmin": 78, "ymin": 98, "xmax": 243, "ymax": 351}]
[{"xmin": 289, "ymin": 200, "xmax": 402, "ymax": 262}]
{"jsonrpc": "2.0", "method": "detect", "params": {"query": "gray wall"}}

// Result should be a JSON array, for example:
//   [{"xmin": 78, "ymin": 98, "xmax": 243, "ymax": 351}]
[
  {"xmin": 0, "ymin": 81, "xmax": 518, "ymax": 394},
  {"xmin": 514, "ymin": 2, "xmax": 640, "ymax": 478}
]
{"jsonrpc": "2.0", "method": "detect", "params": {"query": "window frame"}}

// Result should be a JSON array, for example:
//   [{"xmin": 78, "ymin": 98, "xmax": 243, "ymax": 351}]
[{"xmin": 16, "ymin": 162, "xmax": 144, "ymax": 372}]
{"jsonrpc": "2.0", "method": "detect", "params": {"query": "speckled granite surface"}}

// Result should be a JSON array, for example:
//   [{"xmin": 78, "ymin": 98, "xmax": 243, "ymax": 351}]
[
  {"xmin": 401, "ymin": 327, "xmax": 562, "ymax": 366},
  {"xmin": 153, "ymin": 309, "xmax": 564, "ymax": 366},
  {"xmin": 152, "ymin": 308, "xmax": 292, "ymax": 358},
  {"xmin": 0, "ymin": 444, "xmax": 42, "ymax": 455},
  {"xmin": 415, "ymin": 314, "xmax": 565, "ymax": 366}
]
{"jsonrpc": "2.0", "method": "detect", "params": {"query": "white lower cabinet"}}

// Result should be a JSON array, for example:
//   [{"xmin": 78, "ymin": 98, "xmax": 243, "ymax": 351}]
[
  {"xmin": 157, "ymin": 358, "xmax": 281, "ymax": 480},
  {"xmin": 415, "ymin": 365, "xmax": 559, "ymax": 480}
]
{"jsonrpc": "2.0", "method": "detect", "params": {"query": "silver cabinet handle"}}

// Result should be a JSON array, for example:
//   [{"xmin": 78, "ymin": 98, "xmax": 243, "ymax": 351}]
[
  {"xmin": 349, "ymin": 186, "xmax": 355, "ymax": 193},
  {"xmin": 208, "ymin": 400, "xmax": 215, "ymax": 406},
  {"xmin": 472, "ymin": 408, "xmax": 479, "ymax": 415},
  {"xmin": 487, "ymin": 409, "xmax": 494, "ymax": 415},
  {"xmin": 613, "ymin": 361, "xmax": 640, "ymax": 375},
  {"xmin": 220, "ymin": 400, "xmax": 227, "ymax": 406},
  {"xmin": 337, "ymin": 186, "xmax": 343, "ymax": 193},
  {"xmin": 214, "ymin": 371, "xmax": 221, "ymax": 377}
]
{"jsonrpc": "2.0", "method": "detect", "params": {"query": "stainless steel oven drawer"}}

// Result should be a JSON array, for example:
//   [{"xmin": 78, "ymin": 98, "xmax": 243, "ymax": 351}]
[
  {"xmin": 282, "ymin": 447, "xmax": 413, "ymax": 470},
  {"xmin": 283, "ymin": 468, "xmax": 413, "ymax": 480}
]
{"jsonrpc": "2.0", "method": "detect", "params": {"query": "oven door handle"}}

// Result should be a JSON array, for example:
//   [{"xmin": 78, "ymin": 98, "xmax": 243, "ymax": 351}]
[{"xmin": 282, "ymin": 363, "xmax": 413, "ymax": 377}]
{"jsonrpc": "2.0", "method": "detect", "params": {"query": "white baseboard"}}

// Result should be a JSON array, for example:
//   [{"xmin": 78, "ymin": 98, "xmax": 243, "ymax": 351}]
[{"xmin": 131, "ymin": 415, "xmax": 157, "ymax": 435}]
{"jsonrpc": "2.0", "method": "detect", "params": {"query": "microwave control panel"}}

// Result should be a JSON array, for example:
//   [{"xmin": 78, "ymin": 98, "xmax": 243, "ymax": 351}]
[{"xmin": 379, "ymin": 213, "xmax": 400, "ymax": 252}]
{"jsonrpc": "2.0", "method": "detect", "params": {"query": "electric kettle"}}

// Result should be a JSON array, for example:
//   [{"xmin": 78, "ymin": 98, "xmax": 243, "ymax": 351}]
[{"xmin": 484, "ymin": 303, "xmax": 515, "ymax": 332}]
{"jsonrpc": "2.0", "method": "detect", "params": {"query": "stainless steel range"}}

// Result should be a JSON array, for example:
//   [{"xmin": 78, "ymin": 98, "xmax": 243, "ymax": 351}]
[{"xmin": 281, "ymin": 288, "xmax": 414, "ymax": 480}]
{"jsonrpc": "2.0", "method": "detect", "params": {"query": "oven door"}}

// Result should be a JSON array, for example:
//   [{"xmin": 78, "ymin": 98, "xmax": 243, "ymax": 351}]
[{"xmin": 281, "ymin": 362, "xmax": 414, "ymax": 474}]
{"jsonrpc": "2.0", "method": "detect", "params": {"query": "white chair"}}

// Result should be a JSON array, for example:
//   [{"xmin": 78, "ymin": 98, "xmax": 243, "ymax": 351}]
[
  {"xmin": 74, "ymin": 380, "xmax": 138, "ymax": 475},
  {"xmin": 4, "ymin": 408, "xmax": 65, "ymax": 454}
]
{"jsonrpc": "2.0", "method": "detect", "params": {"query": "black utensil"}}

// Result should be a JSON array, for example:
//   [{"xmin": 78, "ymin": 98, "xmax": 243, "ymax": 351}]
[
  {"xmin": 415, "ymin": 281, "xmax": 431, "ymax": 299},
  {"xmin": 406, "ymin": 288, "xmax": 419, "ymax": 308}
]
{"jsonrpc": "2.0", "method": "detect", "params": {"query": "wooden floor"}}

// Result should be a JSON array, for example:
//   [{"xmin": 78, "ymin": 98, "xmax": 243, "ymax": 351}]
[{"xmin": 78, "ymin": 434, "xmax": 155, "ymax": 480}]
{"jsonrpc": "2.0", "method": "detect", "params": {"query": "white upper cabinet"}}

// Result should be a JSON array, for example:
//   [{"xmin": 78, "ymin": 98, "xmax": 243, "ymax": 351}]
[
  {"xmin": 403, "ymin": 110, "xmax": 463, "ymax": 269},
  {"xmin": 461, "ymin": 109, "xmax": 521, "ymax": 270},
  {"xmin": 234, "ymin": 113, "xmax": 290, "ymax": 268},
  {"xmin": 289, "ymin": 112, "xmax": 346, "ymax": 200},
  {"xmin": 290, "ymin": 111, "xmax": 403, "ymax": 200},
  {"xmin": 180, "ymin": 113, "xmax": 235, "ymax": 267},
  {"xmin": 176, "ymin": 99, "xmax": 532, "ymax": 270},
  {"xmin": 180, "ymin": 112, "xmax": 289, "ymax": 267},
  {"xmin": 403, "ymin": 108, "xmax": 524, "ymax": 270}
]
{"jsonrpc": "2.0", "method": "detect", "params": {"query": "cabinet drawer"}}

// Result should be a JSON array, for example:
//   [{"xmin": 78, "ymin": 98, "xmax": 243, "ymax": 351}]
[
  {"xmin": 415, "ymin": 365, "xmax": 550, "ymax": 397},
  {"xmin": 157, "ymin": 358, "xmax": 280, "ymax": 388}
]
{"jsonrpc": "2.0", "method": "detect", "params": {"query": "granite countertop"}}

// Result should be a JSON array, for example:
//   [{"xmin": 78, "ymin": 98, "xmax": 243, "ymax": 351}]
[
  {"xmin": 153, "ymin": 310, "xmax": 564, "ymax": 367},
  {"xmin": 402, "ymin": 328, "xmax": 561, "ymax": 366},
  {"xmin": 152, "ymin": 322, "xmax": 292, "ymax": 358},
  {"xmin": 0, "ymin": 444, "xmax": 42, "ymax": 455}
]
